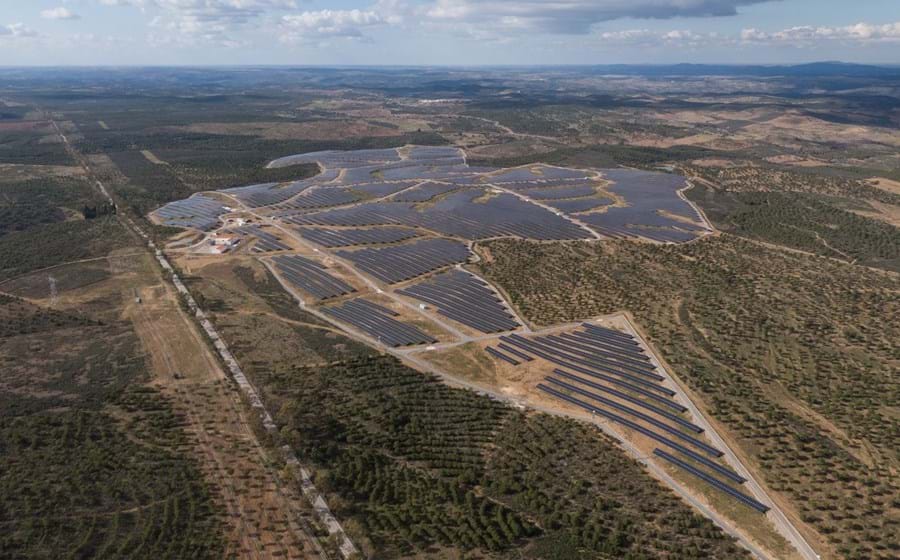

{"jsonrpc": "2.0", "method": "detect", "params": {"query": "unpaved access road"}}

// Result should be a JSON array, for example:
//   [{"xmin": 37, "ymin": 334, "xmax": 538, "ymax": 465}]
[
  {"xmin": 50, "ymin": 113, "xmax": 330, "ymax": 560},
  {"xmin": 127, "ymin": 278, "xmax": 327, "ymax": 560}
]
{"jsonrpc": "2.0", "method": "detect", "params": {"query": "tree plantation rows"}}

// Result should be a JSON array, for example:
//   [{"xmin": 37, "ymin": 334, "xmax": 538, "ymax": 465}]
[
  {"xmin": 479, "ymin": 236, "xmax": 899, "ymax": 560},
  {"xmin": 0, "ymin": 281, "xmax": 225, "ymax": 559},
  {"xmin": 245, "ymin": 353, "xmax": 748, "ymax": 559},
  {"xmin": 0, "ymin": 217, "xmax": 132, "ymax": 282},
  {"xmin": 687, "ymin": 184, "xmax": 900, "ymax": 271}
]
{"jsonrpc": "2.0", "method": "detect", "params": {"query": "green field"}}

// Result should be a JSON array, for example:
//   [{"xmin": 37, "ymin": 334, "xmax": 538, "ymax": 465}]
[
  {"xmin": 191, "ymin": 262, "xmax": 752, "ymax": 560},
  {"xmin": 478, "ymin": 235, "xmax": 899, "ymax": 560},
  {"xmin": 0, "ymin": 295, "xmax": 225, "ymax": 559}
]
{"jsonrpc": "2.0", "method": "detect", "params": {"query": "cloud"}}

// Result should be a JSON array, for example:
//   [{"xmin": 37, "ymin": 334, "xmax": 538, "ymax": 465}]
[
  {"xmin": 594, "ymin": 28, "xmax": 727, "ymax": 49},
  {"xmin": 0, "ymin": 23, "xmax": 40, "ymax": 38},
  {"xmin": 279, "ymin": 9, "xmax": 390, "ymax": 43},
  {"xmin": 41, "ymin": 7, "xmax": 81, "ymax": 20},
  {"xmin": 741, "ymin": 22, "xmax": 900, "ymax": 45},
  {"xmin": 421, "ymin": 0, "xmax": 777, "ymax": 35},
  {"xmin": 126, "ymin": 0, "xmax": 298, "ymax": 46},
  {"xmin": 589, "ymin": 21, "xmax": 900, "ymax": 50}
]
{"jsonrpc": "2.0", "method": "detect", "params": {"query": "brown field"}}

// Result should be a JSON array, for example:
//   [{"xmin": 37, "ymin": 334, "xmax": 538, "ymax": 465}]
[
  {"xmin": 412, "ymin": 316, "xmax": 798, "ymax": 560},
  {"xmin": 0, "ymin": 163, "xmax": 85, "ymax": 182},
  {"xmin": 0, "ymin": 120, "xmax": 50, "ymax": 132},
  {"xmin": 9, "ymin": 246, "xmax": 328, "ymax": 559},
  {"xmin": 175, "ymin": 118, "xmax": 430, "ymax": 141}
]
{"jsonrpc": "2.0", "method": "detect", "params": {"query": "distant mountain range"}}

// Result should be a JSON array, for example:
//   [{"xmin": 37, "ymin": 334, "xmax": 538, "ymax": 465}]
[{"xmin": 577, "ymin": 61, "xmax": 900, "ymax": 78}]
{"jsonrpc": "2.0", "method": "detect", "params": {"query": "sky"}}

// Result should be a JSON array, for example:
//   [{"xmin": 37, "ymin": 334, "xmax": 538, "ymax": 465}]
[{"xmin": 1, "ymin": 1, "xmax": 898, "ymax": 66}]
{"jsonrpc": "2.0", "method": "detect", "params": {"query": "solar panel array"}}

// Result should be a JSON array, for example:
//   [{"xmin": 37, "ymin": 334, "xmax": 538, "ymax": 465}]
[
  {"xmin": 268, "ymin": 148, "xmax": 402, "ymax": 170},
  {"xmin": 272, "ymin": 255, "xmax": 356, "ymax": 301},
  {"xmin": 507, "ymin": 323, "xmax": 764, "ymax": 513},
  {"xmin": 545, "ymin": 197, "xmax": 612, "ymax": 213},
  {"xmin": 486, "ymin": 346, "xmax": 520, "ymax": 365},
  {"xmin": 520, "ymin": 184, "xmax": 597, "ymax": 200},
  {"xmin": 294, "ymin": 226, "xmax": 422, "ymax": 248},
  {"xmin": 352, "ymin": 181, "xmax": 420, "ymax": 198},
  {"xmin": 273, "ymin": 187, "xmax": 363, "ymax": 210},
  {"xmin": 219, "ymin": 170, "xmax": 341, "ymax": 208},
  {"xmin": 323, "ymin": 298, "xmax": 436, "ymax": 347},
  {"xmin": 154, "ymin": 194, "xmax": 230, "ymax": 231},
  {"xmin": 653, "ymin": 449, "xmax": 769, "ymax": 513},
  {"xmin": 579, "ymin": 169, "xmax": 709, "ymax": 243},
  {"xmin": 397, "ymin": 269, "xmax": 519, "ymax": 333},
  {"xmin": 162, "ymin": 147, "xmax": 706, "ymax": 246},
  {"xmin": 232, "ymin": 225, "xmax": 290, "ymax": 253},
  {"xmin": 487, "ymin": 165, "xmax": 587, "ymax": 184},
  {"xmin": 390, "ymin": 181, "xmax": 460, "ymax": 202},
  {"xmin": 292, "ymin": 190, "xmax": 593, "ymax": 241},
  {"xmin": 336, "ymin": 238, "xmax": 470, "ymax": 284}
]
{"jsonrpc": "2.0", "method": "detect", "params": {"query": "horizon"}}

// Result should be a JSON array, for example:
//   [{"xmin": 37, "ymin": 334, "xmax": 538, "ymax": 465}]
[
  {"xmin": 2, "ymin": 1, "xmax": 899, "ymax": 66},
  {"xmin": 2, "ymin": 60, "xmax": 899, "ymax": 70}
]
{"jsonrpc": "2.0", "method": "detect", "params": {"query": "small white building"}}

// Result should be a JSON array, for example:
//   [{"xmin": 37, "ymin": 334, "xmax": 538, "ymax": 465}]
[{"xmin": 208, "ymin": 233, "xmax": 240, "ymax": 253}]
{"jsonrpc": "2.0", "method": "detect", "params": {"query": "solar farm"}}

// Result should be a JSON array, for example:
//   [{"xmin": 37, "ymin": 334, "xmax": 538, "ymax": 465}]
[{"xmin": 147, "ymin": 145, "xmax": 779, "ymax": 532}]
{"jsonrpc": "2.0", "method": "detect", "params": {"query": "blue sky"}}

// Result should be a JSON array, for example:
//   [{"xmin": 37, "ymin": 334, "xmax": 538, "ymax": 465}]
[{"xmin": 1, "ymin": 1, "xmax": 898, "ymax": 66}]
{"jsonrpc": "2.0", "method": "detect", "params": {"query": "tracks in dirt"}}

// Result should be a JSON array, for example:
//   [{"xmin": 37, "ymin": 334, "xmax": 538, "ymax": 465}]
[
  {"xmin": 50, "ymin": 113, "xmax": 335, "ymax": 560},
  {"xmin": 130, "ymin": 290, "xmax": 326, "ymax": 559}
]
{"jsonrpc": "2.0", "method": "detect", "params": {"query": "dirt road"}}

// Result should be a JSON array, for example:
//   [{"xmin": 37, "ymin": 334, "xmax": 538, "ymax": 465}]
[{"xmin": 49, "ymin": 113, "xmax": 330, "ymax": 560}]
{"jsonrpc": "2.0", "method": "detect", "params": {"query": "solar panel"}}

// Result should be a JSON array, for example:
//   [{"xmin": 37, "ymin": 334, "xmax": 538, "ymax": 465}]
[
  {"xmin": 551, "ymin": 369, "xmax": 701, "ymax": 434},
  {"xmin": 322, "ymin": 298, "xmax": 436, "ymax": 347},
  {"xmin": 506, "ymin": 334, "xmax": 670, "ymax": 390},
  {"xmin": 536, "ymin": 383, "xmax": 724, "ymax": 460},
  {"xmin": 653, "ymin": 449, "xmax": 769, "ymax": 513},
  {"xmin": 545, "ymin": 376, "xmax": 721, "ymax": 457},
  {"xmin": 272, "ymin": 255, "xmax": 356, "ymax": 301},
  {"xmin": 487, "ymin": 347, "xmax": 520, "ymax": 365},
  {"xmin": 294, "ymin": 226, "xmax": 421, "ymax": 248},
  {"xmin": 397, "ymin": 269, "xmax": 519, "ymax": 334},
  {"xmin": 154, "ymin": 194, "xmax": 229, "ymax": 231},
  {"xmin": 337, "ymin": 238, "xmax": 470, "ymax": 284},
  {"xmin": 231, "ymin": 225, "xmax": 290, "ymax": 253},
  {"xmin": 497, "ymin": 343, "xmax": 534, "ymax": 362},
  {"xmin": 500, "ymin": 336, "xmax": 686, "ymax": 412},
  {"xmin": 532, "ymin": 334, "xmax": 663, "ymax": 380}
]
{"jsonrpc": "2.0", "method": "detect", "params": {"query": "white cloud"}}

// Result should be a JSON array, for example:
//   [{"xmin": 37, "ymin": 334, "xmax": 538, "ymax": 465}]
[
  {"xmin": 420, "ymin": 0, "xmax": 776, "ymax": 34},
  {"xmin": 280, "ymin": 9, "xmax": 388, "ymax": 43},
  {"xmin": 0, "ymin": 23, "xmax": 40, "ymax": 38},
  {"xmin": 101, "ymin": 0, "xmax": 297, "ymax": 45},
  {"xmin": 591, "ymin": 21, "xmax": 900, "ymax": 50},
  {"xmin": 41, "ymin": 7, "xmax": 81, "ymax": 20},
  {"xmin": 741, "ymin": 22, "xmax": 900, "ymax": 45}
]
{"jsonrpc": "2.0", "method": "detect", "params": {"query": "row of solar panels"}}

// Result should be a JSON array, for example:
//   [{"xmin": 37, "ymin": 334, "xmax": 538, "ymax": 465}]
[
  {"xmin": 397, "ymin": 269, "xmax": 519, "ymax": 334},
  {"xmin": 485, "ymin": 322, "xmax": 768, "ymax": 514},
  {"xmin": 285, "ymin": 193, "xmax": 594, "ymax": 241},
  {"xmin": 154, "ymin": 194, "xmax": 229, "ymax": 231},
  {"xmin": 322, "ymin": 298, "xmax": 436, "ymax": 347},
  {"xmin": 496, "ymin": 330, "xmax": 682, "ymax": 412},
  {"xmin": 389, "ymin": 181, "xmax": 460, "ymax": 202},
  {"xmin": 293, "ymin": 226, "xmax": 422, "ymax": 248},
  {"xmin": 230, "ymin": 225, "xmax": 290, "ymax": 253},
  {"xmin": 588, "ymin": 223, "xmax": 702, "ymax": 244},
  {"xmin": 219, "ymin": 170, "xmax": 340, "ymax": 208},
  {"xmin": 273, "ymin": 186, "xmax": 363, "ymax": 211},
  {"xmin": 272, "ymin": 255, "xmax": 356, "ymax": 301},
  {"xmin": 536, "ymin": 384, "xmax": 768, "ymax": 513},
  {"xmin": 336, "ymin": 238, "xmax": 470, "ymax": 284}
]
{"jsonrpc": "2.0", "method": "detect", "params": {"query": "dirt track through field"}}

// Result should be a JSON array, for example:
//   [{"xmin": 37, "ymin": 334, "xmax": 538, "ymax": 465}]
[
  {"xmin": 127, "ymin": 282, "xmax": 327, "ymax": 560},
  {"xmin": 46, "ymin": 110, "xmax": 330, "ymax": 560}
]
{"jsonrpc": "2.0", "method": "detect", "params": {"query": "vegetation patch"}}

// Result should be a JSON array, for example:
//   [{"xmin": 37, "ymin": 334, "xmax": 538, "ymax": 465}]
[
  {"xmin": 479, "ymin": 235, "xmax": 899, "ymax": 559},
  {"xmin": 0, "ymin": 217, "xmax": 133, "ymax": 282},
  {"xmin": 0, "ymin": 294, "xmax": 224, "ymax": 559},
  {"xmin": 688, "ymin": 186, "xmax": 900, "ymax": 270}
]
